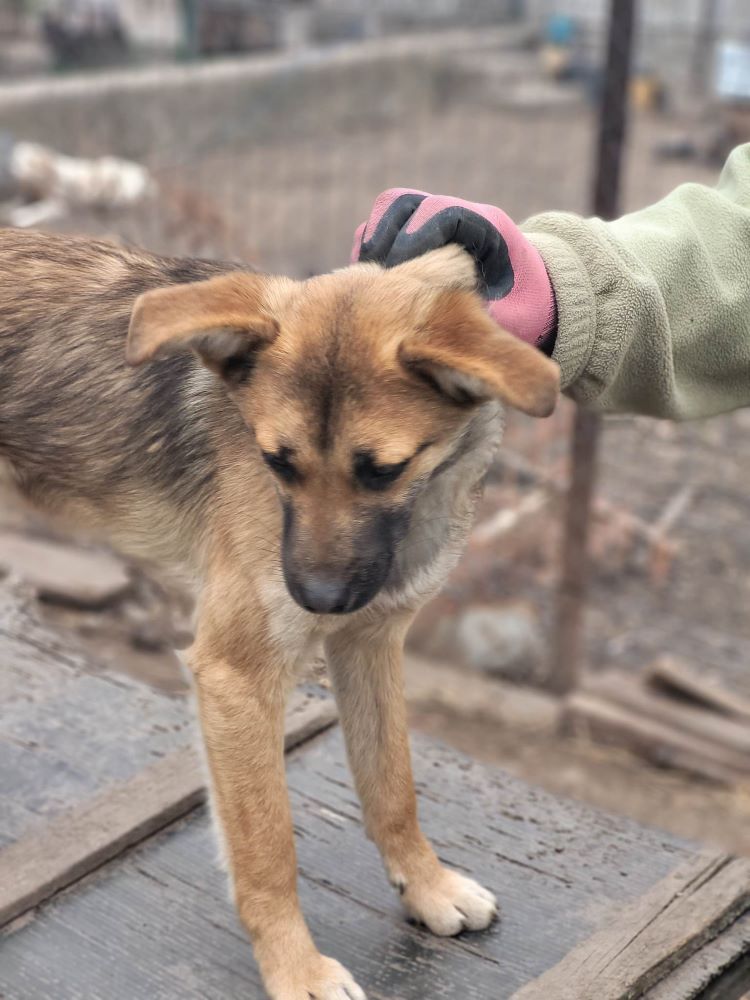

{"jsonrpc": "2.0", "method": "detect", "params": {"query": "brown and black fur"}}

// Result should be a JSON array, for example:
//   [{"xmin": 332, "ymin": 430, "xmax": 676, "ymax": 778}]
[
  {"xmin": 0, "ymin": 228, "xmax": 558, "ymax": 1000},
  {"xmin": 0, "ymin": 235, "xmax": 239, "ymax": 567}
]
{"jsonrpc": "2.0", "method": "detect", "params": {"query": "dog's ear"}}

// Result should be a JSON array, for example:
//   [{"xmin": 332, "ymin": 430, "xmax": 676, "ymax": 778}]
[
  {"xmin": 127, "ymin": 272, "xmax": 278, "ymax": 384},
  {"xmin": 399, "ymin": 290, "xmax": 559, "ymax": 417}
]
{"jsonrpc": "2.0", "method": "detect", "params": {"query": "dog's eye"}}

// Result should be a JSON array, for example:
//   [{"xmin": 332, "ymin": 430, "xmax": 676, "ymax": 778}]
[
  {"xmin": 262, "ymin": 449, "xmax": 299, "ymax": 484},
  {"xmin": 354, "ymin": 453, "xmax": 409, "ymax": 492}
]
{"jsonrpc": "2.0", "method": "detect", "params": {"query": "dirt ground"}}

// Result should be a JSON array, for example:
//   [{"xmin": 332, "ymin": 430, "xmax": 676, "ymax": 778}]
[
  {"xmin": 412, "ymin": 704, "xmax": 750, "ymax": 855},
  {"xmin": 405, "ymin": 657, "xmax": 750, "ymax": 857},
  {"xmin": 5, "ymin": 59, "xmax": 750, "ymax": 854}
]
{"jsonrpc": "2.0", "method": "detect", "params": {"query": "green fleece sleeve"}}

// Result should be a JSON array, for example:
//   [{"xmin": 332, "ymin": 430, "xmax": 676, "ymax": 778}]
[{"xmin": 522, "ymin": 144, "xmax": 750, "ymax": 420}]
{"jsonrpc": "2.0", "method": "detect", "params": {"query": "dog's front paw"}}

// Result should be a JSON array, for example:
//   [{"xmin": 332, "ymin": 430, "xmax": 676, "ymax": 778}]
[
  {"xmin": 401, "ymin": 867, "xmax": 498, "ymax": 937},
  {"xmin": 265, "ymin": 954, "xmax": 367, "ymax": 1000}
]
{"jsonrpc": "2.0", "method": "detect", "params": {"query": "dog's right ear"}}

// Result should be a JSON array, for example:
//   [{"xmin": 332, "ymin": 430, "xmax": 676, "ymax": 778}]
[
  {"xmin": 400, "ymin": 289, "xmax": 559, "ymax": 417},
  {"xmin": 127, "ymin": 272, "xmax": 279, "ymax": 384}
]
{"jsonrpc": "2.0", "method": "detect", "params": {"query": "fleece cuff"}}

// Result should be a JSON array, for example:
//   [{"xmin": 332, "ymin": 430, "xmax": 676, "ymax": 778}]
[{"xmin": 522, "ymin": 228, "xmax": 596, "ymax": 394}]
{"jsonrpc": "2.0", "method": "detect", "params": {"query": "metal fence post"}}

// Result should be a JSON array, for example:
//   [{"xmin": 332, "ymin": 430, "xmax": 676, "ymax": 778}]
[
  {"xmin": 691, "ymin": 0, "xmax": 719, "ymax": 99},
  {"xmin": 549, "ymin": 0, "xmax": 636, "ymax": 695},
  {"xmin": 180, "ymin": 0, "xmax": 200, "ymax": 60}
]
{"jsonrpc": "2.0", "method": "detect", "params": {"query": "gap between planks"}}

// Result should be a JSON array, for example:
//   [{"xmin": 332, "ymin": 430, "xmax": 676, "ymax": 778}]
[
  {"xmin": 511, "ymin": 849, "xmax": 750, "ymax": 1000},
  {"xmin": 0, "ymin": 688, "xmax": 337, "ymax": 928}
]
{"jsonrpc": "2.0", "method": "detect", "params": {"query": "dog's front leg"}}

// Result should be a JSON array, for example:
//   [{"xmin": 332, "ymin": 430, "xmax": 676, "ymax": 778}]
[
  {"xmin": 325, "ymin": 619, "xmax": 498, "ymax": 937},
  {"xmin": 189, "ymin": 623, "xmax": 365, "ymax": 1000}
]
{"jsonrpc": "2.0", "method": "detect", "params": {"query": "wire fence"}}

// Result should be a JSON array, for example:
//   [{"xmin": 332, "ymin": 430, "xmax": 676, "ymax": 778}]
[{"xmin": 3, "ymin": 5, "xmax": 750, "ymax": 693}]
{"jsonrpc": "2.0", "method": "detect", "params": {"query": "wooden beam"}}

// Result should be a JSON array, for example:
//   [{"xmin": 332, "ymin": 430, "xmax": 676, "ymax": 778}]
[
  {"xmin": 0, "ymin": 688, "xmax": 336, "ymax": 927},
  {"xmin": 647, "ymin": 655, "xmax": 750, "ymax": 725},
  {"xmin": 563, "ymin": 691, "xmax": 750, "ymax": 784},
  {"xmin": 583, "ymin": 671, "xmax": 750, "ymax": 757},
  {"xmin": 512, "ymin": 851, "xmax": 750, "ymax": 1000}
]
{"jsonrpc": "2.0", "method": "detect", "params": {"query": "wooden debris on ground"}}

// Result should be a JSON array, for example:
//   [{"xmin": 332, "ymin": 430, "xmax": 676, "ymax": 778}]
[
  {"xmin": 648, "ymin": 654, "xmax": 750, "ymax": 724},
  {"xmin": 563, "ymin": 655, "xmax": 750, "ymax": 785},
  {"xmin": 0, "ymin": 531, "xmax": 132, "ymax": 609},
  {"xmin": 490, "ymin": 446, "xmax": 695, "ymax": 584}
]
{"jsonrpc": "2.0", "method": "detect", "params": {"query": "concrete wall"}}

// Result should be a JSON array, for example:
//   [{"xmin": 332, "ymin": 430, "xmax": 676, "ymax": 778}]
[
  {"xmin": 318, "ymin": 0, "xmax": 522, "ymax": 31},
  {"xmin": 0, "ymin": 25, "xmax": 529, "ymax": 162},
  {"xmin": 107, "ymin": 0, "xmax": 521, "ymax": 54}
]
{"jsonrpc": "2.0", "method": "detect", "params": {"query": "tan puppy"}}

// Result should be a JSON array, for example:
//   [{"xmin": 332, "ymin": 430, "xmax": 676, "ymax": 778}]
[{"xmin": 0, "ymin": 229, "xmax": 558, "ymax": 999}]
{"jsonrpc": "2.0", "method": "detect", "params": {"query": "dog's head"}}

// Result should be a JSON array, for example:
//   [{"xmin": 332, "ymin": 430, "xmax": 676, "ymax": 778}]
[{"xmin": 128, "ymin": 246, "xmax": 559, "ymax": 614}]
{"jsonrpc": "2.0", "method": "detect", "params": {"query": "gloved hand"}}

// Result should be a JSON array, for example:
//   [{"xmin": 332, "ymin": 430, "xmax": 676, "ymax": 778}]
[{"xmin": 352, "ymin": 188, "xmax": 557, "ymax": 349}]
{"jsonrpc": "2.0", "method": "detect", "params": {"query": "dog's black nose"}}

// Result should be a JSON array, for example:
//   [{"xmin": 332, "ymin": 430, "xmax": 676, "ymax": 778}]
[{"xmin": 295, "ymin": 573, "xmax": 351, "ymax": 615}]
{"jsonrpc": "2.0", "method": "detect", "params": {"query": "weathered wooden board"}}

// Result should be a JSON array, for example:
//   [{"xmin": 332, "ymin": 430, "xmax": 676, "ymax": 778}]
[
  {"xmin": 0, "ymin": 728, "xmax": 695, "ymax": 1000},
  {"xmin": 687, "ymin": 953, "xmax": 750, "ymax": 1000},
  {"xmin": 0, "ymin": 581, "xmax": 336, "ymax": 927},
  {"xmin": 0, "ymin": 690, "xmax": 336, "ymax": 927},
  {"xmin": 0, "ymin": 588, "xmax": 193, "ymax": 848},
  {"xmin": 646, "ymin": 911, "xmax": 750, "ymax": 999},
  {"xmin": 513, "ymin": 851, "xmax": 750, "ymax": 1000}
]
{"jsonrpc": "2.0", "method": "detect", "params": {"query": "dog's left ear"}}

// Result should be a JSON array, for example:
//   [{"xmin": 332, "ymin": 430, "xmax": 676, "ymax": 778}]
[
  {"xmin": 400, "ymin": 290, "xmax": 559, "ymax": 417},
  {"xmin": 127, "ymin": 272, "xmax": 279, "ymax": 384}
]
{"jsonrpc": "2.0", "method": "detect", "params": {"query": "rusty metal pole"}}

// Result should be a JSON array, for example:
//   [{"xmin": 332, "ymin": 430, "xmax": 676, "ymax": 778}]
[
  {"xmin": 690, "ymin": 0, "xmax": 719, "ymax": 99},
  {"xmin": 549, "ymin": 0, "xmax": 636, "ymax": 695}
]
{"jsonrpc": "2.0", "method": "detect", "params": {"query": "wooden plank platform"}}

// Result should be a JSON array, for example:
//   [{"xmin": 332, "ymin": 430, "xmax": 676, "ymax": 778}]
[
  {"xmin": 1, "ymin": 586, "xmax": 750, "ymax": 999},
  {"xmin": 0, "ymin": 587, "xmax": 194, "ymax": 848},
  {"xmin": 0, "ymin": 692, "xmax": 336, "ymax": 927},
  {"xmin": 0, "ymin": 721, "xmax": 703, "ymax": 1000},
  {"xmin": 0, "ymin": 582, "xmax": 336, "ymax": 928}
]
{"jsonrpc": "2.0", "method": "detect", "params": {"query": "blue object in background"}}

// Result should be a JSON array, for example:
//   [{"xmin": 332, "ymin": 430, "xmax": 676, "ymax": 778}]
[
  {"xmin": 546, "ymin": 14, "xmax": 576, "ymax": 48},
  {"xmin": 715, "ymin": 41, "xmax": 750, "ymax": 101}
]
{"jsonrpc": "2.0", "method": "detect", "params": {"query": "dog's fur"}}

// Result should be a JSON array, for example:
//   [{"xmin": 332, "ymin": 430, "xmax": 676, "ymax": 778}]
[{"xmin": 0, "ymin": 229, "xmax": 558, "ymax": 1000}]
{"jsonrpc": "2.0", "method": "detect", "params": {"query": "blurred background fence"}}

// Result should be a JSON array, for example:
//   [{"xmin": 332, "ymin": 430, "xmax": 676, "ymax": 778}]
[{"xmin": 2, "ymin": 0, "xmax": 750, "ymax": 780}]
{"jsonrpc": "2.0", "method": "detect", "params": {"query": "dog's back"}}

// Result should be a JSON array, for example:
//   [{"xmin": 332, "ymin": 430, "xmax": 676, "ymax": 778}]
[{"xmin": 0, "ymin": 229, "xmax": 247, "ymax": 568}]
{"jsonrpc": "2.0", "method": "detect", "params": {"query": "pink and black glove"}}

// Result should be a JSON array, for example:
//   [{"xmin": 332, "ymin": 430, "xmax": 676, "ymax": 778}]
[{"xmin": 352, "ymin": 188, "xmax": 557, "ymax": 352}]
